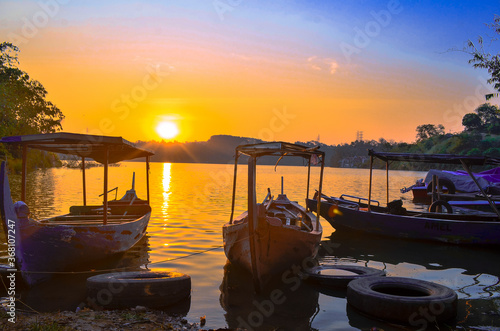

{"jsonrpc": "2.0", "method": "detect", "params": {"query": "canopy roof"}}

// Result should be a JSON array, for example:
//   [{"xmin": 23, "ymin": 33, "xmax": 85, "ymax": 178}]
[
  {"xmin": 0, "ymin": 132, "xmax": 154, "ymax": 164},
  {"xmin": 369, "ymin": 149, "xmax": 500, "ymax": 166},
  {"xmin": 236, "ymin": 142, "xmax": 324, "ymax": 159}
]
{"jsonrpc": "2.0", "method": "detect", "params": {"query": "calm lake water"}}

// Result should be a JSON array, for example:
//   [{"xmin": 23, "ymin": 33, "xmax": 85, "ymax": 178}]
[{"xmin": 1, "ymin": 162, "xmax": 500, "ymax": 330}]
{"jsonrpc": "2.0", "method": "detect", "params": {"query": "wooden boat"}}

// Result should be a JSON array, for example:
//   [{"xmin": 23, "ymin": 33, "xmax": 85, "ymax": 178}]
[
  {"xmin": 404, "ymin": 166, "xmax": 500, "ymax": 201},
  {"xmin": 306, "ymin": 150, "xmax": 500, "ymax": 245},
  {"xmin": 0, "ymin": 132, "xmax": 154, "ymax": 286},
  {"xmin": 222, "ymin": 142, "xmax": 325, "ymax": 291}
]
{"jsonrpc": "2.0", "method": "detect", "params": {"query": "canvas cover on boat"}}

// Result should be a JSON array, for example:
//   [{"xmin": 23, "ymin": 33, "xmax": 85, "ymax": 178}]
[
  {"xmin": 236, "ymin": 142, "xmax": 324, "ymax": 159},
  {"xmin": 0, "ymin": 132, "xmax": 154, "ymax": 164},
  {"xmin": 424, "ymin": 168, "xmax": 500, "ymax": 192}
]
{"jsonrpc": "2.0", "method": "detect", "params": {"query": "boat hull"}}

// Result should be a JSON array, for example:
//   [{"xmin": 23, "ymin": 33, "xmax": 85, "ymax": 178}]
[
  {"xmin": 412, "ymin": 186, "xmax": 429, "ymax": 200},
  {"xmin": 0, "ymin": 162, "xmax": 150, "ymax": 286},
  {"xmin": 307, "ymin": 198, "xmax": 500, "ymax": 245},
  {"xmin": 16, "ymin": 214, "xmax": 149, "ymax": 286},
  {"xmin": 223, "ymin": 209, "xmax": 322, "ymax": 284}
]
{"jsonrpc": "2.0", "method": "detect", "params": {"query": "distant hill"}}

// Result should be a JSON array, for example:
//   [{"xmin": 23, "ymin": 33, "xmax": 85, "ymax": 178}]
[
  {"xmin": 136, "ymin": 135, "xmax": 335, "ymax": 166},
  {"xmin": 135, "ymin": 132, "xmax": 500, "ymax": 171},
  {"xmin": 137, "ymin": 135, "xmax": 256, "ymax": 164}
]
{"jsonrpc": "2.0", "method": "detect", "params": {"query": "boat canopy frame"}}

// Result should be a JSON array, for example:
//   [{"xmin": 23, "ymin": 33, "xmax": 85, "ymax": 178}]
[
  {"xmin": 368, "ymin": 150, "xmax": 500, "ymax": 166},
  {"xmin": 0, "ymin": 132, "xmax": 154, "ymax": 225},
  {"xmin": 229, "ymin": 141, "xmax": 326, "ymax": 230},
  {"xmin": 367, "ymin": 149, "xmax": 500, "ymax": 218}
]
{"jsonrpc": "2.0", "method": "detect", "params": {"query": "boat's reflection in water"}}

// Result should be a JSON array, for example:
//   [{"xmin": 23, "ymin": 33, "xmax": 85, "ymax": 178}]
[
  {"xmin": 3, "ymin": 235, "xmax": 191, "ymax": 314},
  {"xmin": 322, "ymin": 231, "xmax": 500, "ymax": 330},
  {"xmin": 219, "ymin": 261, "xmax": 319, "ymax": 331},
  {"xmin": 324, "ymin": 230, "xmax": 500, "ymax": 279}
]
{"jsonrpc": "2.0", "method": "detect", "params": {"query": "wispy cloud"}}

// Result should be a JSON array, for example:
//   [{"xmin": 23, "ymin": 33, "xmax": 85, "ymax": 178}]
[
  {"xmin": 307, "ymin": 56, "xmax": 338, "ymax": 75},
  {"xmin": 328, "ymin": 60, "xmax": 339, "ymax": 74}
]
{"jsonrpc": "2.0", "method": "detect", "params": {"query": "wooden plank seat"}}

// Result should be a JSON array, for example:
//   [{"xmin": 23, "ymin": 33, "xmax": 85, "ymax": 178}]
[
  {"xmin": 107, "ymin": 199, "xmax": 148, "ymax": 205},
  {"xmin": 54, "ymin": 214, "xmax": 143, "ymax": 221},
  {"xmin": 69, "ymin": 204, "xmax": 151, "ymax": 215},
  {"xmin": 43, "ymin": 220, "xmax": 135, "ymax": 225},
  {"xmin": 40, "ymin": 214, "xmax": 144, "ymax": 225}
]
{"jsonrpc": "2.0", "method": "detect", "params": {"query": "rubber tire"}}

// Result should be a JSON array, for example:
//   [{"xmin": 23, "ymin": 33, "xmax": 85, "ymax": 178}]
[
  {"xmin": 428, "ymin": 200, "xmax": 453, "ymax": 213},
  {"xmin": 304, "ymin": 265, "xmax": 385, "ymax": 288},
  {"xmin": 87, "ymin": 271, "xmax": 191, "ymax": 309},
  {"xmin": 347, "ymin": 276, "xmax": 457, "ymax": 324},
  {"xmin": 426, "ymin": 178, "xmax": 456, "ymax": 194}
]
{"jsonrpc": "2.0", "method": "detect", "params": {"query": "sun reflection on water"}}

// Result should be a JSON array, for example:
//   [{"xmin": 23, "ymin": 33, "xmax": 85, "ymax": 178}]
[{"xmin": 161, "ymin": 162, "xmax": 172, "ymax": 218}]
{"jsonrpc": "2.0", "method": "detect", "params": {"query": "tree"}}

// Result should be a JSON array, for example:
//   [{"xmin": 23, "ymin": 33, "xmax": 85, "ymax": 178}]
[
  {"xmin": 476, "ymin": 103, "xmax": 500, "ymax": 124},
  {"xmin": 487, "ymin": 118, "xmax": 500, "ymax": 134},
  {"xmin": 0, "ymin": 42, "xmax": 64, "ymax": 148},
  {"xmin": 415, "ymin": 124, "xmax": 445, "ymax": 141},
  {"xmin": 485, "ymin": 147, "xmax": 500, "ymax": 157},
  {"xmin": 462, "ymin": 113, "xmax": 483, "ymax": 131},
  {"xmin": 461, "ymin": 103, "xmax": 500, "ymax": 134},
  {"xmin": 467, "ymin": 15, "xmax": 500, "ymax": 99},
  {"xmin": 467, "ymin": 148, "xmax": 482, "ymax": 156}
]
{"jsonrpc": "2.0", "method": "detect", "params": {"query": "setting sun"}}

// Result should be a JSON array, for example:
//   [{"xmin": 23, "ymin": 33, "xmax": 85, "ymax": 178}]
[{"xmin": 156, "ymin": 121, "xmax": 179, "ymax": 139}]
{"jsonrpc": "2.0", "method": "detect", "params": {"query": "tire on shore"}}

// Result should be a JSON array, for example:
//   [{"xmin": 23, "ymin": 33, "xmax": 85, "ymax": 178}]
[
  {"xmin": 86, "ymin": 270, "xmax": 191, "ymax": 309},
  {"xmin": 347, "ymin": 276, "xmax": 457, "ymax": 324},
  {"xmin": 304, "ymin": 265, "xmax": 386, "ymax": 288}
]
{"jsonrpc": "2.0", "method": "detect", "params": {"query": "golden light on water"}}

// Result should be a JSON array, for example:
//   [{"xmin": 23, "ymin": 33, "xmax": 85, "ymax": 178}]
[
  {"xmin": 5, "ymin": 162, "xmax": 497, "ymax": 329},
  {"xmin": 161, "ymin": 162, "xmax": 172, "ymax": 217}
]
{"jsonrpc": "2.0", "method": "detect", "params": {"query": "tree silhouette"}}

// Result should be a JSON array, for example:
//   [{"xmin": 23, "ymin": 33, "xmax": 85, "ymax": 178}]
[
  {"xmin": 415, "ymin": 124, "xmax": 445, "ymax": 142},
  {"xmin": 462, "ymin": 103, "xmax": 500, "ymax": 134},
  {"xmin": 467, "ymin": 15, "xmax": 500, "ymax": 99},
  {"xmin": 0, "ymin": 42, "xmax": 64, "ymax": 144},
  {"xmin": 462, "ymin": 113, "xmax": 482, "ymax": 132}
]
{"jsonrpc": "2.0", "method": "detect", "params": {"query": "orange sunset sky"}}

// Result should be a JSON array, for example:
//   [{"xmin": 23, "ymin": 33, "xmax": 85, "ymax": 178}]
[{"xmin": 1, "ymin": 0, "xmax": 499, "ymax": 144}]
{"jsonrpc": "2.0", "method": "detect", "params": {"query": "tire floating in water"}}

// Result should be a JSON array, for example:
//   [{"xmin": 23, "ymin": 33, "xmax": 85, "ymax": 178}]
[
  {"xmin": 86, "ymin": 270, "xmax": 191, "ymax": 309},
  {"xmin": 304, "ymin": 265, "xmax": 385, "ymax": 288},
  {"xmin": 347, "ymin": 276, "xmax": 457, "ymax": 324}
]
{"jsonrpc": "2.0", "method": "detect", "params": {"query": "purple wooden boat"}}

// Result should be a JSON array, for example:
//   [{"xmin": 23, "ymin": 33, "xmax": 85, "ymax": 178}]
[
  {"xmin": 406, "ymin": 166, "xmax": 500, "ymax": 201},
  {"xmin": 0, "ymin": 133, "xmax": 154, "ymax": 286},
  {"xmin": 307, "ymin": 150, "xmax": 500, "ymax": 245}
]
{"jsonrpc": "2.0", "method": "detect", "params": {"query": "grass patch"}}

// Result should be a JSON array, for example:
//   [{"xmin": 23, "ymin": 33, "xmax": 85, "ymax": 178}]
[{"xmin": 120, "ymin": 311, "xmax": 145, "ymax": 321}]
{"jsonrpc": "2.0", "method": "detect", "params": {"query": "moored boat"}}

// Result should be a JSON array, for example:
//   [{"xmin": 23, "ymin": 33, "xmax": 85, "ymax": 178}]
[
  {"xmin": 403, "ymin": 166, "xmax": 500, "ymax": 201},
  {"xmin": 222, "ymin": 142, "xmax": 325, "ymax": 291},
  {"xmin": 0, "ymin": 132, "xmax": 154, "ymax": 286},
  {"xmin": 307, "ymin": 150, "xmax": 500, "ymax": 245}
]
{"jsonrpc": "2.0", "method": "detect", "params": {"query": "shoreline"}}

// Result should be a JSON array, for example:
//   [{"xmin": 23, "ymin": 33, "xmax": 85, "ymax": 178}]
[{"xmin": 0, "ymin": 307, "xmax": 236, "ymax": 331}]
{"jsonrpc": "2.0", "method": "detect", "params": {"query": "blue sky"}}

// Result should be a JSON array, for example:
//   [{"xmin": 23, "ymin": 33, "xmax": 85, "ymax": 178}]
[{"xmin": 0, "ymin": 0, "xmax": 498, "ymax": 143}]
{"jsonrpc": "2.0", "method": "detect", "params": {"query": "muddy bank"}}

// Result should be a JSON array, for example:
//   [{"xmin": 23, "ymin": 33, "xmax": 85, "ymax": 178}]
[{"xmin": 0, "ymin": 307, "xmax": 238, "ymax": 330}]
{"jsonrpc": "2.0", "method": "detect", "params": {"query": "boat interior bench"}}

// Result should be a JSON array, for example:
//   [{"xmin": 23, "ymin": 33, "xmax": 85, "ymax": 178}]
[
  {"xmin": 69, "ymin": 204, "xmax": 151, "ymax": 216},
  {"xmin": 38, "ymin": 204, "xmax": 152, "ymax": 224},
  {"xmin": 43, "ymin": 215, "xmax": 143, "ymax": 224}
]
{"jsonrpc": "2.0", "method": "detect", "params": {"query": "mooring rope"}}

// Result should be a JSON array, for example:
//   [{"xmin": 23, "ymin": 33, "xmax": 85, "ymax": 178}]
[
  {"xmin": 2, "ymin": 233, "xmax": 257, "ymax": 276},
  {"xmin": 8, "ymin": 244, "xmax": 224, "ymax": 276}
]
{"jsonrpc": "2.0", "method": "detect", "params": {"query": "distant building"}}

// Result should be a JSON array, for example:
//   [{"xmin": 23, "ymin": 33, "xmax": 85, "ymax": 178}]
[{"xmin": 340, "ymin": 155, "xmax": 369, "ymax": 168}]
